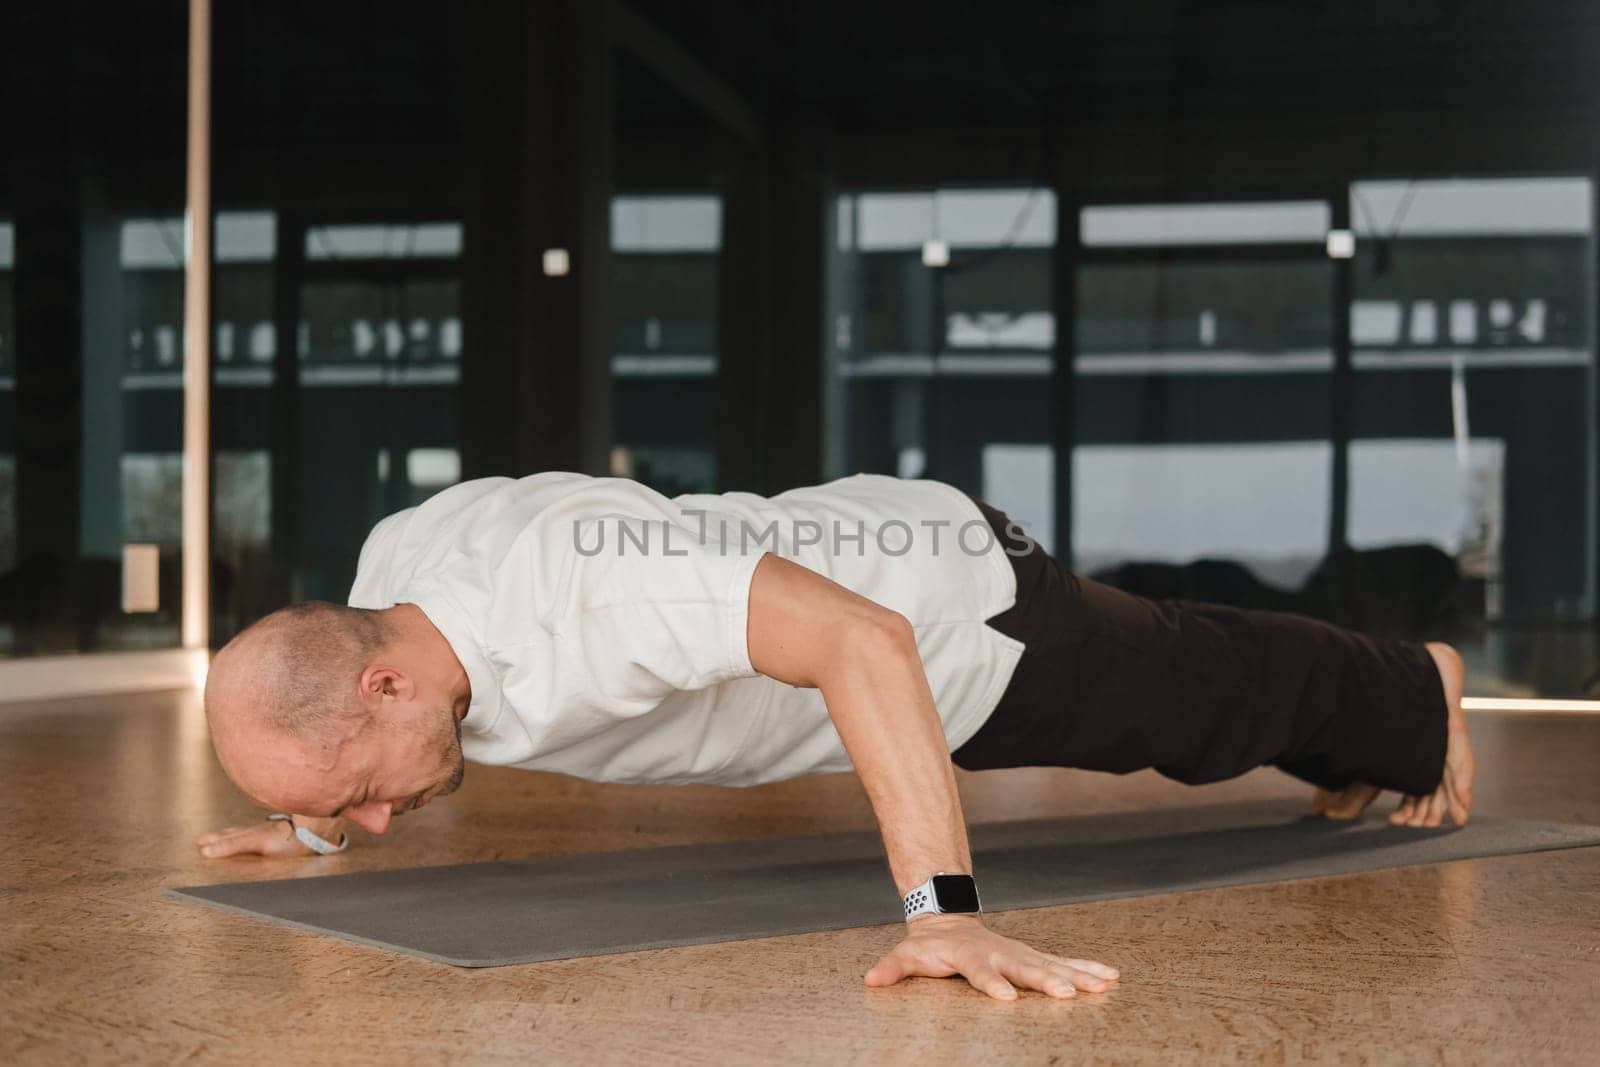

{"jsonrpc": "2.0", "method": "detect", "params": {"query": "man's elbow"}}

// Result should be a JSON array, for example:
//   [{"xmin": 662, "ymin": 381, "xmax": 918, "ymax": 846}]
[{"xmin": 840, "ymin": 607, "xmax": 918, "ymax": 666}]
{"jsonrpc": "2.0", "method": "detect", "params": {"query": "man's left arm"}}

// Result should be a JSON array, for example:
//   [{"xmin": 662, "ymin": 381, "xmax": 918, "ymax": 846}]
[{"xmin": 745, "ymin": 553, "xmax": 1120, "ymax": 1000}]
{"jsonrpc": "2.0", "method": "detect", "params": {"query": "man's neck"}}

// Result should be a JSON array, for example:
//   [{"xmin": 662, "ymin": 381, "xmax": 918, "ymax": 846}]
[{"xmin": 385, "ymin": 602, "xmax": 472, "ymax": 718}]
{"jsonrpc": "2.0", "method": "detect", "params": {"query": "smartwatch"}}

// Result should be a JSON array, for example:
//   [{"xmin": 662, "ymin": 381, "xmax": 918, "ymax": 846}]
[
  {"xmin": 902, "ymin": 871, "xmax": 982, "ymax": 920},
  {"xmin": 268, "ymin": 813, "xmax": 349, "ymax": 855}
]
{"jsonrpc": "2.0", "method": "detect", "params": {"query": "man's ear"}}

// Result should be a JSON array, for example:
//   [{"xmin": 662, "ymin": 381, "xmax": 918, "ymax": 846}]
[{"xmin": 358, "ymin": 663, "xmax": 415, "ymax": 705}]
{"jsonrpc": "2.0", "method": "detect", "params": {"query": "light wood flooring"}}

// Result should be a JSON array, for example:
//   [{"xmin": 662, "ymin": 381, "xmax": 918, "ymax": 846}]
[{"xmin": 2, "ymin": 690, "xmax": 1598, "ymax": 1064}]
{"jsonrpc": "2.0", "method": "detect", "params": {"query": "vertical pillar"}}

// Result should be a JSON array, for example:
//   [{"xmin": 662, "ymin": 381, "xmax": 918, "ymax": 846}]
[
  {"xmin": 715, "ymin": 128, "xmax": 770, "ymax": 492},
  {"xmin": 268, "ymin": 210, "xmax": 302, "ymax": 592},
  {"xmin": 1051, "ymin": 177, "xmax": 1080, "ymax": 567},
  {"xmin": 182, "ymin": 0, "xmax": 212, "ymax": 649},
  {"xmin": 10, "ymin": 13, "xmax": 82, "ymax": 653},
  {"xmin": 1586, "ymin": 170, "xmax": 1599, "ymax": 620},
  {"xmin": 716, "ymin": 113, "xmax": 827, "ymax": 494},
  {"xmin": 1328, "ymin": 190, "xmax": 1353, "ymax": 555},
  {"xmin": 460, "ymin": 0, "xmax": 614, "ymax": 480}
]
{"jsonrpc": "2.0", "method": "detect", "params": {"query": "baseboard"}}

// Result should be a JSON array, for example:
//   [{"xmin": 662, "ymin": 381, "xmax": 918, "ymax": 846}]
[{"xmin": 0, "ymin": 647, "xmax": 209, "ymax": 705}]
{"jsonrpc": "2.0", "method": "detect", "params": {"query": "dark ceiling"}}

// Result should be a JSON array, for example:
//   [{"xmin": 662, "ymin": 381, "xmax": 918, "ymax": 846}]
[
  {"xmin": 628, "ymin": 0, "xmax": 1600, "ymax": 130},
  {"xmin": 7, "ymin": 1, "xmax": 1596, "ymax": 169}
]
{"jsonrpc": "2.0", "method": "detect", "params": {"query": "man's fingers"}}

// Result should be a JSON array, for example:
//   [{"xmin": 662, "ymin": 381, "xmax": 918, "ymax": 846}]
[
  {"xmin": 964, "ymin": 962, "xmax": 1016, "ymax": 1001},
  {"xmin": 198, "ymin": 821, "xmax": 304, "ymax": 858},
  {"xmin": 863, "ymin": 954, "xmax": 907, "ymax": 987},
  {"xmin": 1036, "ymin": 957, "xmax": 1109, "ymax": 993},
  {"xmin": 1003, "ymin": 958, "xmax": 1076, "ymax": 998},
  {"xmin": 1048, "ymin": 955, "xmax": 1120, "ymax": 981},
  {"xmin": 200, "ymin": 828, "xmax": 269, "ymax": 858}
]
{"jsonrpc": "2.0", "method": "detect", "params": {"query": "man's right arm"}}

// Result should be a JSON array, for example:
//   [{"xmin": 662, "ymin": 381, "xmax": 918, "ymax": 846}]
[{"xmin": 196, "ymin": 815, "xmax": 347, "ymax": 858}]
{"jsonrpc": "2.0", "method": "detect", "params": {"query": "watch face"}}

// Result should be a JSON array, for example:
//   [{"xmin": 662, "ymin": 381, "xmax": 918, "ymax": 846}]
[{"xmin": 931, "ymin": 874, "xmax": 981, "ymax": 912}]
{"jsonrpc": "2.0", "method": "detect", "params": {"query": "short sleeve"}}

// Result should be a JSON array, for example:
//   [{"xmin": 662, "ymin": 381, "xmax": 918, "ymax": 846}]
[{"xmin": 564, "ymin": 515, "xmax": 767, "ymax": 706}]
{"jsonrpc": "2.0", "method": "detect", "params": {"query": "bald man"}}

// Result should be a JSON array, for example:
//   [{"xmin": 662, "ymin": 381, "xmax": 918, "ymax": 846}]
[{"xmin": 198, "ymin": 472, "xmax": 1474, "ymax": 1001}]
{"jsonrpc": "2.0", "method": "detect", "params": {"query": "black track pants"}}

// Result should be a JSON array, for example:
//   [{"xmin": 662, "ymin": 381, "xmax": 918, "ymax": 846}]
[{"xmin": 951, "ymin": 499, "xmax": 1449, "ymax": 797}]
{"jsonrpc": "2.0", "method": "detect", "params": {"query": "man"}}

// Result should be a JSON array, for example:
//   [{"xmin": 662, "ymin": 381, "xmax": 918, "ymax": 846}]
[{"xmin": 198, "ymin": 472, "xmax": 1475, "ymax": 1001}]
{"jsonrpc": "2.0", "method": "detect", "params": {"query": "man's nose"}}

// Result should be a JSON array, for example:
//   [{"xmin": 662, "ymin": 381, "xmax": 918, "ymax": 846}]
[{"xmin": 344, "ymin": 801, "xmax": 393, "ymax": 835}]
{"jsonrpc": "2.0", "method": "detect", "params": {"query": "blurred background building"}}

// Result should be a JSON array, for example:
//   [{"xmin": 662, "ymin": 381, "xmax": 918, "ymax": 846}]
[{"xmin": 2, "ymin": 0, "xmax": 1596, "ymax": 700}]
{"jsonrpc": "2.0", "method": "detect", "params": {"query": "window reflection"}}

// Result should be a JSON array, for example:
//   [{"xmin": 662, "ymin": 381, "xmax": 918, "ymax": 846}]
[
  {"xmin": 1073, "ymin": 203, "xmax": 1334, "ymax": 585},
  {"xmin": 1348, "ymin": 177, "xmax": 1595, "ymax": 634},
  {"xmin": 1082, "ymin": 200, "xmax": 1330, "ymax": 247},
  {"xmin": 611, "ymin": 194, "xmax": 721, "ymax": 495},
  {"xmin": 827, "ymin": 186, "xmax": 1057, "ymax": 548},
  {"xmin": 214, "ymin": 211, "xmax": 276, "ymax": 387},
  {"xmin": 297, "ymin": 219, "xmax": 462, "ymax": 603},
  {"xmin": 209, "ymin": 213, "xmax": 464, "ymax": 640},
  {"xmin": 211, "ymin": 212, "xmax": 278, "ymax": 640}
]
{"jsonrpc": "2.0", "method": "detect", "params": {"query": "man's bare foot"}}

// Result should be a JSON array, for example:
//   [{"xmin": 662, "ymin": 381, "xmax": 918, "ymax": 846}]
[
  {"xmin": 1390, "ymin": 642, "xmax": 1475, "ymax": 827},
  {"xmin": 1313, "ymin": 781, "xmax": 1382, "ymax": 819},
  {"xmin": 1312, "ymin": 643, "xmax": 1476, "ymax": 825}
]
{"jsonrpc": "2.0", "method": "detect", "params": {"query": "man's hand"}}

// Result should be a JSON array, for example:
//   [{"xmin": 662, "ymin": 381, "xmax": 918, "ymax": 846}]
[
  {"xmin": 865, "ymin": 914, "xmax": 1119, "ymax": 1001},
  {"xmin": 196, "ymin": 816, "xmax": 343, "ymax": 858}
]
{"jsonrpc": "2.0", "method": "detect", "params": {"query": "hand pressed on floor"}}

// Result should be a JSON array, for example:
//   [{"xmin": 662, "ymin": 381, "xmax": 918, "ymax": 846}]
[
  {"xmin": 864, "ymin": 913, "xmax": 1119, "ymax": 1001},
  {"xmin": 196, "ymin": 817, "xmax": 342, "ymax": 858}
]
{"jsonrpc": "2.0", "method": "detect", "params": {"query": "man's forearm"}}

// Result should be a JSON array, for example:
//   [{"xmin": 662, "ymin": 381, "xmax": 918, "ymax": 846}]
[
  {"xmin": 743, "ymin": 554, "xmax": 975, "ymax": 906},
  {"xmin": 819, "ymin": 612, "xmax": 974, "ymax": 903},
  {"xmin": 744, "ymin": 553, "xmax": 1118, "ymax": 998}
]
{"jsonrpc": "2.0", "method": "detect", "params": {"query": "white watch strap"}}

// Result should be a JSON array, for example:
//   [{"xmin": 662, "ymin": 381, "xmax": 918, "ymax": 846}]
[
  {"xmin": 269, "ymin": 813, "xmax": 349, "ymax": 855},
  {"xmin": 903, "ymin": 874, "xmax": 943, "ymax": 920}
]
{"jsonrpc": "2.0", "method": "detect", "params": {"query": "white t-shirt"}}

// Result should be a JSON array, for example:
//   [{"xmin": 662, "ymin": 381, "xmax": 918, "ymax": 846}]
[{"xmin": 347, "ymin": 472, "xmax": 1023, "ymax": 786}]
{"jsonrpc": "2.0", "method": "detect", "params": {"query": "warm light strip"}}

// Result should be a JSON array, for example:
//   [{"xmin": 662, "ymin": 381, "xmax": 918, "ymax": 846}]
[
  {"xmin": 1462, "ymin": 697, "xmax": 1600, "ymax": 714},
  {"xmin": 181, "ymin": 0, "xmax": 212, "ymax": 651}
]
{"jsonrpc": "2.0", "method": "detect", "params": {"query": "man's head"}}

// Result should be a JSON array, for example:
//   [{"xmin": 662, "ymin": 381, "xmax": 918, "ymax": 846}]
[{"xmin": 205, "ymin": 601, "xmax": 470, "ymax": 835}]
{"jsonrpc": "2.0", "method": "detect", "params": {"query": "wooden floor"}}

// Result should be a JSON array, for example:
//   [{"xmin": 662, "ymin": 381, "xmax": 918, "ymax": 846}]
[{"xmin": 2, "ymin": 691, "xmax": 1597, "ymax": 1064}]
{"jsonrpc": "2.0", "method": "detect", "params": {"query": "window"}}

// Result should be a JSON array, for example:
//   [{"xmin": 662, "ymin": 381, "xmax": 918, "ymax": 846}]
[
  {"xmin": 610, "ymin": 194, "xmax": 721, "ymax": 496},
  {"xmin": 1073, "ymin": 200, "xmax": 1335, "ymax": 587},
  {"xmin": 826, "ymin": 187, "xmax": 1058, "ymax": 546},
  {"xmin": 1348, "ymin": 177, "xmax": 1595, "ymax": 626}
]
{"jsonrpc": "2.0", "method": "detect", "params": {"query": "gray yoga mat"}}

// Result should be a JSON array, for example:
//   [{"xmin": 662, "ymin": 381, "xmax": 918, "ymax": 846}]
[{"xmin": 171, "ymin": 799, "xmax": 1600, "ymax": 968}]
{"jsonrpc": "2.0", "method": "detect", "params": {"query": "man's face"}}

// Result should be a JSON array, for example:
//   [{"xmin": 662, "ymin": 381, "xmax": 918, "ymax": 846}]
[
  {"xmin": 221, "ymin": 677, "xmax": 469, "ymax": 835},
  {"xmin": 314, "ymin": 696, "xmax": 468, "ymax": 835}
]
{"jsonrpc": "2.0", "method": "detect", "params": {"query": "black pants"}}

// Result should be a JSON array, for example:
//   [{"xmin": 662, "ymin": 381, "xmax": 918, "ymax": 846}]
[{"xmin": 951, "ymin": 500, "xmax": 1450, "ymax": 796}]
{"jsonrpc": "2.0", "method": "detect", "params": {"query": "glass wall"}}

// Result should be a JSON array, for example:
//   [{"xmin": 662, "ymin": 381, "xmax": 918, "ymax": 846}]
[
  {"xmin": 104, "ymin": 216, "xmax": 189, "ymax": 648},
  {"xmin": 209, "ymin": 213, "xmax": 464, "ymax": 640},
  {"xmin": 825, "ymin": 187, "xmax": 1057, "ymax": 544},
  {"xmin": 1073, "ymin": 201, "xmax": 1335, "ymax": 590},
  {"xmin": 610, "ymin": 194, "xmax": 720, "ymax": 495},
  {"xmin": 1, "ymin": 5, "xmax": 189, "ymax": 657},
  {"xmin": 208, "ymin": 2, "xmax": 467, "ymax": 642},
  {"xmin": 210, "ymin": 211, "xmax": 278, "ymax": 639},
  {"xmin": 1348, "ymin": 177, "xmax": 1596, "ymax": 692},
  {"xmin": 823, "ymin": 184, "xmax": 1598, "ymax": 697},
  {"xmin": 295, "ymin": 221, "xmax": 463, "ymax": 602}
]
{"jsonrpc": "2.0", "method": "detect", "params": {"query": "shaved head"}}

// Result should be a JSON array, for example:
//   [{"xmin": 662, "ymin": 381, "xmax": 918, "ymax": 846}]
[
  {"xmin": 205, "ymin": 600, "xmax": 471, "ymax": 824},
  {"xmin": 205, "ymin": 602, "xmax": 390, "ymax": 803}
]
